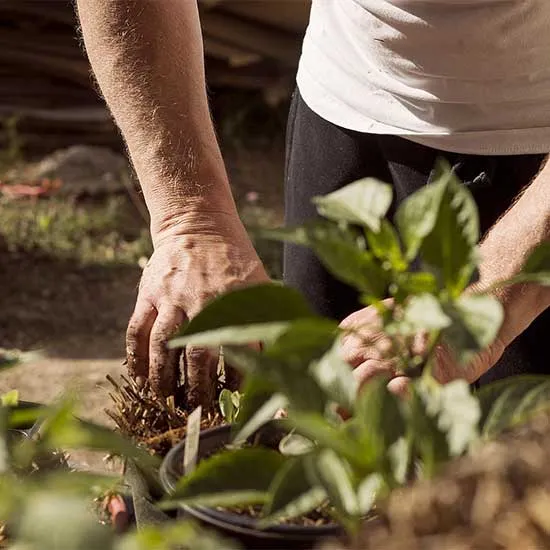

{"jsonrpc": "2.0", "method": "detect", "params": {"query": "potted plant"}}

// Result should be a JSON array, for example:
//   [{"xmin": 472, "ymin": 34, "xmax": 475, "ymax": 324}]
[{"xmin": 157, "ymin": 161, "xmax": 550, "ymax": 548}]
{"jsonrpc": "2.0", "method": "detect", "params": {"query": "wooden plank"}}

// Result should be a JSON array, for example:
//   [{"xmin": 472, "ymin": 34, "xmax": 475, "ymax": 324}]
[
  {"xmin": 0, "ymin": 28, "xmax": 83, "ymax": 59},
  {"xmin": 0, "ymin": 48, "xmax": 91, "ymax": 86},
  {"xmin": 0, "ymin": 1, "xmax": 76, "ymax": 26},
  {"xmin": 218, "ymin": 0, "xmax": 311, "ymax": 34},
  {"xmin": 200, "ymin": 10, "xmax": 301, "ymax": 67},
  {"xmin": 203, "ymin": 37, "xmax": 261, "ymax": 67}
]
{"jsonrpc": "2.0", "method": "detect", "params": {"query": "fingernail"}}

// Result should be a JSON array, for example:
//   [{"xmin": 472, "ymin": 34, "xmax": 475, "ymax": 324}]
[{"xmin": 135, "ymin": 376, "xmax": 146, "ymax": 389}]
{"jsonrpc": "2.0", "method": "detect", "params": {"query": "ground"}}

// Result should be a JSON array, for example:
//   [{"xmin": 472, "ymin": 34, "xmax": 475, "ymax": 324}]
[{"xmin": 0, "ymin": 133, "xmax": 284, "ymax": 470}]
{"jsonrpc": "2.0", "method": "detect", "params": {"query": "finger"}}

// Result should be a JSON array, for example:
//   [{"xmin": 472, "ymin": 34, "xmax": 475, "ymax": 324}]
[
  {"xmin": 149, "ymin": 305, "xmax": 184, "ymax": 397},
  {"xmin": 353, "ymin": 359, "xmax": 397, "ymax": 391},
  {"xmin": 126, "ymin": 299, "xmax": 157, "ymax": 384},
  {"xmin": 340, "ymin": 333, "xmax": 391, "ymax": 367},
  {"xmin": 411, "ymin": 331, "xmax": 429, "ymax": 357},
  {"xmin": 339, "ymin": 307, "xmax": 381, "ymax": 331},
  {"xmin": 387, "ymin": 376, "xmax": 411, "ymax": 398},
  {"xmin": 186, "ymin": 346, "xmax": 219, "ymax": 410}
]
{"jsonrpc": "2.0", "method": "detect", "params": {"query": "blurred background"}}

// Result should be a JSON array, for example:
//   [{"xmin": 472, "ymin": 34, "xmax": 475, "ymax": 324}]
[{"xmin": 0, "ymin": 0, "xmax": 309, "ymax": 449}]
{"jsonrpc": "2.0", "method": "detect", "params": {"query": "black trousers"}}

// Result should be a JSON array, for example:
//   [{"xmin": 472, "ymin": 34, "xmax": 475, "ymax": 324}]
[{"xmin": 283, "ymin": 90, "xmax": 550, "ymax": 386}]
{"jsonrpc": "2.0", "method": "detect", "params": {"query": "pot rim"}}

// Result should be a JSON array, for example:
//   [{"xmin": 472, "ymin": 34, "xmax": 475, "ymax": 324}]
[{"xmin": 159, "ymin": 424, "xmax": 343, "ymax": 536}]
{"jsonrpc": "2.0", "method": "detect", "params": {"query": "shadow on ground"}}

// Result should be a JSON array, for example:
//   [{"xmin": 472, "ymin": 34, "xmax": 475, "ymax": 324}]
[{"xmin": 0, "ymin": 245, "xmax": 140, "ymax": 360}]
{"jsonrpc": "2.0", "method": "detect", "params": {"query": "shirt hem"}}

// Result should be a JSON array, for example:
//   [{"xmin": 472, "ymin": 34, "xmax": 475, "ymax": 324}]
[{"xmin": 297, "ymin": 66, "xmax": 550, "ymax": 156}]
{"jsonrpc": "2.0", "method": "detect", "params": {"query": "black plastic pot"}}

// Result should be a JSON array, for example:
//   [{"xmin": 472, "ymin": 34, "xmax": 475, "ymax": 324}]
[{"xmin": 159, "ymin": 425, "xmax": 344, "ymax": 550}]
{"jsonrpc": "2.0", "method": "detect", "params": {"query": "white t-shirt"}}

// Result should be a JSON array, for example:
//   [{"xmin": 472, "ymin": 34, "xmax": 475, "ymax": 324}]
[{"xmin": 297, "ymin": 0, "xmax": 550, "ymax": 155}]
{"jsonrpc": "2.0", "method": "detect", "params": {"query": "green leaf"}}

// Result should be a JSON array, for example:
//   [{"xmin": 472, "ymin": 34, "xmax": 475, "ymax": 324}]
[
  {"xmin": 233, "ymin": 393, "xmax": 288, "ymax": 445},
  {"xmin": 166, "ymin": 448, "xmax": 287, "ymax": 507},
  {"xmin": 355, "ymin": 376, "xmax": 405, "ymax": 457},
  {"xmin": 396, "ymin": 161, "xmax": 480, "ymax": 295},
  {"xmin": 392, "ymin": 272, "xmax": 438, "ymax": 302},
  {"xmin": 223, "ymin": 347, "xmax": 327, "ymax": 414},
  {"xmin": 312, "ymin": 450, "xmax": 360, "ymax": 517},
  {"xmin": 234, "ymin": 376, "xmax": 277, "ymax": 432},
  {"xmin": 413, "ymin": 380, "xmax": 480, "ymax": 459},
  {"xmin": 313, "ymin": 178, "xmax": 393, "ymax": 231},
  {"xmin": 172, "ymin": 283, "xmax": 316, "ymax": 345},
  {"xmin": 266, "ymin": 318, "xmax": 339, "ymax": 363},
  {"xmin": 230, "ymin": 391, "xmax": 242, "ymax": 410},
  {"xmin": 219, "ymin": 389, "xmax": 237, "ymax": 423},
  {"xmin": 171, "ymin": 322, "xmax": 290, "ymax": 349},
  {"xmin": 523, "ymin": 241, "xmax": 550, "ymax": 277},
  {"xmin": 420, "ymin": 165, "xmax": 480, "ymax": 295},
  {"xmin": 1, "ymin": 390, "xmax": 19, "ymax": 407},
  {"xmin": 395, "ymin": 173, "xmax": 448, "ymax": 261},
  {"xmin": 308, "ymin": 340, "xmax": 358, "ymax": 411},
  {"xmin": 262, "ymin": 223, "xmax": 388, "ymax": 298},
  {"xmin": 402, "ymin": 294, "xmax": 452, "ymax": 333},
  {"xmin": 357, "ymin": 473, "xmax": 382, "ymax": 515},
  {"xmin": 508, "ymin": 241, "xmax": 550, "ymax": 286},
  {"xmin": 262, "ymin": 456, "xmax": 326, "ymax": 522},
  {"xmin": 388, "ymin": 437, "xmax": 411, "ymax": 485},
  {"xmin": 37, "ymin": 398, "xmax": 158, "ymax": 471},
  {"xmin": 435, "ymin": 380, "xmax": 481, "ymax": 456},
  {"xmin": 17, "ymin": 494, "xmax": 112, "ymax": 550},
  {"xmin": 477, "ymin": 376, "xmax": 550, "ymax": 439},
  {"xmin": 162, "ymin": 491, "xmax": 269, "ymax": 509},
  {"xmin": 366, "ymin": 220, "xmax": 407, "ymax": 271},
  {"xmin": 289, "ymin": 412, "xmax": 370, "ymax": 469},
  {"xmin": 0, "ymin": 408, "xmax": 8, "ymax": 474},
  {"xmin": 442, "ymin": 294, "xmax": 504, "ymax": 364},
  {"xmin": 279, "ymin": 433, "xmax": 315, "ymax": 456},
  {"xmin": 408, "ymin": 384, "xmax": 450, "ymax": 477}
]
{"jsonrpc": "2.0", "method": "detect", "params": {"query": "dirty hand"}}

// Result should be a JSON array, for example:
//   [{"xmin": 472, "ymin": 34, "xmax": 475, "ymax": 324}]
[
  {"xmin": 126, "ymin": 211, "xmax": 269, "ymax": 405},
  {"xmin": 339, "ymin": 302, "xmax": 506, "ymax": 396}
]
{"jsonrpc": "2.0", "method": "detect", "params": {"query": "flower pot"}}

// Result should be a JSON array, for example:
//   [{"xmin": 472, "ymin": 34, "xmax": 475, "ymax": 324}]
[{"xmin": 160, "ymin": 424, "xmax": 344, "ymax": 550}]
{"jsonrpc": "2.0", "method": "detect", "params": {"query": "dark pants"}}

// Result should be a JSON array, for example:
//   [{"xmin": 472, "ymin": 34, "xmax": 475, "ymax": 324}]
[{"xmin": 283, "ymin": 90, "xmax": 550, "ymax": 386}]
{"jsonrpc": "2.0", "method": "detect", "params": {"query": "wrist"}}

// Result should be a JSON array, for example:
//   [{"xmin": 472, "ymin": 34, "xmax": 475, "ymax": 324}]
[
  {"xmin": 470, "ymin": 272, "xmax": 550, "ymax": 349},
  {"xmin": 151, "ymin": 209, "xmax": 243, "ymax": 245},
  {"xmin": 468, "ymin": 237, "xmax": 550, "ymax": 346}
]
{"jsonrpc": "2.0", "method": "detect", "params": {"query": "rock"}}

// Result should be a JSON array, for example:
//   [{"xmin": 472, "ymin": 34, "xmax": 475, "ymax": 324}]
[{"xmin": 6, "ymin": 145, "xmax": 131, "ymax": 196}]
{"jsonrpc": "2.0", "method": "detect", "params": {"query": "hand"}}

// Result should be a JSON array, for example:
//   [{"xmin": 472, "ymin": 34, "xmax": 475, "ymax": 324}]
[
  {"xmin": 126, "ymin": 211, "xmax": 269, "ymax": 405},
  {"xmin": 339, "ymin": 302, "xmax": 507, "ymax": 395}
]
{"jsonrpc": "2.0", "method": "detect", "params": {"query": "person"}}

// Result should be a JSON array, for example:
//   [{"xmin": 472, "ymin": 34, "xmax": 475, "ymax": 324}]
[{"xmin": 76, "ymin": 0, "xmax": 550, "ymax": 404}]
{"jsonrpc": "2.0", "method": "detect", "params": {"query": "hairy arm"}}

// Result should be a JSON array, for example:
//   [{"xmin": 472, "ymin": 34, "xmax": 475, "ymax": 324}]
[
  {"xmin": 76, "ymin": 0, "xmax": 268, "ymax": 402},
  {"xmin": 475, "ymin": 160, "xmax": 550, "ymax": 347},
  {"xmin": 76, "ymin": 0, "xmax": 234, "ymax": 235}
]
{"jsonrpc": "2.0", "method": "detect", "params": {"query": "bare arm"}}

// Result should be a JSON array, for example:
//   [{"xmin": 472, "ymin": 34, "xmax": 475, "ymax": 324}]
[
  {"xmin": 475, "ymin": 160, "xmax": 550, "ymax": 348},
  {"xmin": 76, "ymin": 0, "xmax": 234, "ymax": 236},
  {"xmin": 76, "ymin": 0, "xmax": 268, "ymax": 402},
  {"xmin": 341, "ymin": 164, "xmax": 550, "ymax": 391}
]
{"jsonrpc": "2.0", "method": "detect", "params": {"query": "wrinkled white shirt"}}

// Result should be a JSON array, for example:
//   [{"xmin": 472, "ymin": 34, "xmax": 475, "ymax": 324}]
[{"xmin": 297, "ymin": 0, "xmax": 550, "ymax": 154}]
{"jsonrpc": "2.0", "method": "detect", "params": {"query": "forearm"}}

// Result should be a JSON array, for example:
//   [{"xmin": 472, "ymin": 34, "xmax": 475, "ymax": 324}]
[
  {"xmin": 76, "ymin": 0, "xmax": 236, "ymax": 240},
  {"xmin": 476, "ymin": 159, "xmax": 550, "ymax": 343}
]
